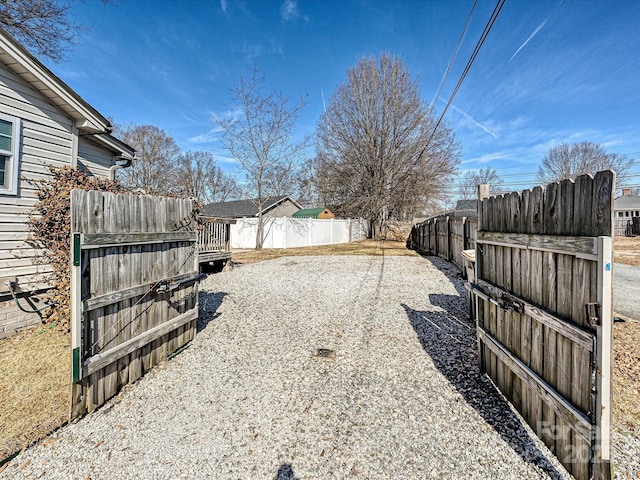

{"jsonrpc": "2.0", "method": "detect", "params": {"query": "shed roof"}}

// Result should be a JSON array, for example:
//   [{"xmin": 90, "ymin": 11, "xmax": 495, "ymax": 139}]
[
  {"xmin": 292, "ymin": 207, "xmax": 331, "ymax": 218},
  {"xmin": 203, "ymin": 195, "xmax": 301, "ymax": 218}
]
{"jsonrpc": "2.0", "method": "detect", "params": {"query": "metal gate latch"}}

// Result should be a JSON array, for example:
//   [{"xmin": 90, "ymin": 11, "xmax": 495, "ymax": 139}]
[{"xmin": 585, "ymin": 302, "xmax": 601, "ymax": 327}]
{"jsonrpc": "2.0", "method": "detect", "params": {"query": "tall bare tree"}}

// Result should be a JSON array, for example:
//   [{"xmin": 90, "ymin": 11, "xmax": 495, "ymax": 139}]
[
  {"xmin": 316, "ymin": 53, "xmax": 460, "ymax": 237},
  {"xmin": 537, "ymin": 141, "xmax": 632, "ymax": 184},
  {"xmin": 214, "ymin": 67, "xmax": 309, "ymax": 249},
  {"xmin": 0, "ymin": 0, "xmax": 113, "ymax": 62},
  {"xmin": 458, "ymin": 167, "xmax": 504, "ymax": 199},
  {"xmin": 114, "ymin": 123, "xmax": 180, "ymax": 195},
  {"xmin": 176, "ymin": 150, "xmax": 241, "ymax": 203}
]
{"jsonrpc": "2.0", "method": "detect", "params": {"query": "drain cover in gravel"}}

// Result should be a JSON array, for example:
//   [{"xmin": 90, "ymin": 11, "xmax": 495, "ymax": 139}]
[{"xmin": 313, "ymin": 348, "xmax": 336, "ymax": 359}]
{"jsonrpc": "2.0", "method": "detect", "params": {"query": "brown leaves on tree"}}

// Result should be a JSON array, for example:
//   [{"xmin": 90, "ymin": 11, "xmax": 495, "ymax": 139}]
[{"xmin": 26, "ymin": 166, "xmax": 129, "ymax": 331}]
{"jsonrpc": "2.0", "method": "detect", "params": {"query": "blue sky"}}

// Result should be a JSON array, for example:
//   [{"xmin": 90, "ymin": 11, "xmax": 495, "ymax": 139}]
[{"xmin": 49, "ymin": 0, "xmax": 640, "ymax": 194}]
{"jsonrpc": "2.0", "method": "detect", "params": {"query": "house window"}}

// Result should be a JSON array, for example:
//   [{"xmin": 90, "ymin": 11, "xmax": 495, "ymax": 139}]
[
  {"xmin": 0, "ymin": 114, "xmax": 20, "ymax": 195},
  {"xmin": 617, "ymin": 211, "xmax": 624, "ymax": 218}
]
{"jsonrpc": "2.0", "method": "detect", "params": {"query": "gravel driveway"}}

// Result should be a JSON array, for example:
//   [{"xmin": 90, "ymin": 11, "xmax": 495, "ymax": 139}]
[
  {"xmin": 614, "ymin": 263, "xmax": 640, "ymax": 320},
  {"xmin": 1, "ymin": 256, "xmax": 575, "ymax": 479}
]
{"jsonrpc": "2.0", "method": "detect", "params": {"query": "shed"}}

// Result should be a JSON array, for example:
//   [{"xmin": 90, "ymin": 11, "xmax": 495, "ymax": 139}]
[{"xmin": 292, "ymin": 207, "xmax": 335, "ymax": 219}]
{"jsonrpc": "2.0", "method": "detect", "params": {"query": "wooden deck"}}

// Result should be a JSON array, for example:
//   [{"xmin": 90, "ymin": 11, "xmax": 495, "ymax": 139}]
[{"xmin": 197, "ymin": 216, "xmax": 235, "ymax": 266}]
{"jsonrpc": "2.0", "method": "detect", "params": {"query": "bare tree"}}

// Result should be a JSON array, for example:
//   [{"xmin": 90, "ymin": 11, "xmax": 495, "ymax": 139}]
[
  {"xmin": 537, "ymin": 142, "xmax": 632, "ymax": 184},
  {"xmin": 114, "ymin": 123, "xmax": 180, "ymax": 195},
  {"xmin": 316, "ymin": 54, "xmax": 460, "ymax": 238},
  {"xmin": 458, "ymin": 167, "xmax": 504, "ymax": 199},
  {"xmin": 214, "ymin": 67, "xmax": 309, "ymax": 249},
  {"xmin": 175, "ymin": 150, "xmax": 241, "ymax": 203},
  {"xmin": 0, "ymin": 0, "xmax": 113, "ymax": 62},
  {"xmin": 208, "ymin": 164, "xmax": 243, "ymax": 203}
]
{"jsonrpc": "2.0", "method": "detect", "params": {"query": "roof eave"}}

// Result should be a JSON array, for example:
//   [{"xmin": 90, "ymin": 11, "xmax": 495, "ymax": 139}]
[
  {"xmin": 86, "ymin": 132, "xmax": 136, "ymax": 159},
  {"xmin": 0, "ymin": 27, "xmax": 111, "ymax": 133}
]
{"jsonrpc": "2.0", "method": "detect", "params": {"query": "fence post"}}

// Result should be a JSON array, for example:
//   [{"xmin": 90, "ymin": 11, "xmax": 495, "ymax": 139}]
[
  {"xmin": 283, "ymin": 217, "xmax": 288, "ymax": 249},
  {"xmin": 476, "ymin": 184, "xmax": 490, "ymax": 281},
  {"xmin": 476, "ymin": 184, "xmax": 490, "ymax": 374},
  {"xmin": 462, "ymin": 216, "xmax": 468, "ymax": 251},
  {"xmin": 447, "ymin": 216, "xmax": 452, "ymax": 261},
  {"xmin": 594, "ymin": 236, "xmax": 613, "ymax": 480},
  {"xmin": 330, "ymin": 218, "xmax": 334, "ymax": 244}
]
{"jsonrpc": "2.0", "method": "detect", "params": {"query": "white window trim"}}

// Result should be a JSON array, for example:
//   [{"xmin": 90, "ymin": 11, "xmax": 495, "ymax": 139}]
[{"xmin": 0, "ymin": 113, "xmax": 21, "ymax": 196}]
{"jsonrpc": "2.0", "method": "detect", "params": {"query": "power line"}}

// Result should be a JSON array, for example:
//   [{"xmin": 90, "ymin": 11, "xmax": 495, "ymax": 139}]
[
  {"xmin": 430, "ymin": 0, "xmax": 478, "ymax": 110},
  {"xmin": 420, "ymin": 0, "xmax": 507, "ymax": 159}
]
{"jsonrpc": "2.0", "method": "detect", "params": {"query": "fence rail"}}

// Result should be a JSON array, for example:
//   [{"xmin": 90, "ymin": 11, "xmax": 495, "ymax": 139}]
[{"xmin": 470, "ymin": 172, "xmax": 614, "ymax": 480}]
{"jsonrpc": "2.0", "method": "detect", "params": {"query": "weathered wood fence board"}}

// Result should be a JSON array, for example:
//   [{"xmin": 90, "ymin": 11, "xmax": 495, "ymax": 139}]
[
  {"xmin": 70, "ymin": 190, "xmax": 199, "ymax": 419},
  {"xmin": 408, "ymin": 216, "xmax": 477, "ymax": 270},
  {"xmin": 469, "ymin": 171, "xmax": 614, "ymax": 480}
]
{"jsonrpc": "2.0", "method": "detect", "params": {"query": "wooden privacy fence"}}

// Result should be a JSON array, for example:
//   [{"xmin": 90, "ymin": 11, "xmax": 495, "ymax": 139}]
[
  {"xmin": 70, "ymin": 190, "xmax": 200, "ymax": 419},
  {"xmin": 467, "ymin": 171, "xmax": 614, "ymax": 480},
  {"xmin": 408, "ymin": 215, "xmax": 477, "ymax": 269},
  {"xmin": 613, "ymin": 217, "xmax": 638, "ymax": 236}
]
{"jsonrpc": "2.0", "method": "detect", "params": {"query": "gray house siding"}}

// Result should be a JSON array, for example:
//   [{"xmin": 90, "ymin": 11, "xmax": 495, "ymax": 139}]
[
  {"xmin": 0, "ymin": 61, "xmax": 74, "ymax": 293},
  {"xmin": 0, "ymin": 31, "xmax": 135, "ymax": 337},
  {"xmin": 78, "ymin": 136, "xmax": 115, "ymax": 178}
]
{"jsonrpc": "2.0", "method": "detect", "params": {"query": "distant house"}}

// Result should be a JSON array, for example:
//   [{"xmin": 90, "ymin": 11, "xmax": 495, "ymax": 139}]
[
  {"xmin": 202, "ymin": 195, "xmax": 302, "ymax": 219},
  {"xmin": 0, "ymin": 27, "xmax": 135, "ymax": 337},
  {"xmin": 452, "ymin": 199, "xmax": 477, "ymax": 218},
  {"xmin": 292, "ymin": 207, "xmax": 335, "ymax": 219},
  {"xmin": 614, "ymin": 188, "xmax": 640, "ymax": 219}
]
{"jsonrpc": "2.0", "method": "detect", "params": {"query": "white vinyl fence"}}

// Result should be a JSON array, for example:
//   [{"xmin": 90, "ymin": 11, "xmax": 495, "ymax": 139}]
[{"xmin": 231, "ymin": 217, "xmax": 369, "ymax": 249}]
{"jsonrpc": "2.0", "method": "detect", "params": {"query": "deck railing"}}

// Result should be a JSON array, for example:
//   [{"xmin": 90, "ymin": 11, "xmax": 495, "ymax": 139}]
[{"xmin": 197, "ymin": 216, "xmax": 235, "ymax": 255}]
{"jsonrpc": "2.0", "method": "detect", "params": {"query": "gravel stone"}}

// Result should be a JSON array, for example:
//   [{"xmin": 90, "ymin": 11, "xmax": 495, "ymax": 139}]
[{"xmin": 1, "ymin": 255, "xmax": 634, "ymax": 479}]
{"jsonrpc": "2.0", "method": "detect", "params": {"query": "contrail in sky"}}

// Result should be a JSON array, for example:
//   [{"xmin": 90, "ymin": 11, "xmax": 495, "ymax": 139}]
[
  {"xmin": 450, "ymin": 104, "xmax": 498, "ymax": 139},
  {"xmin": 510, "ymin": 0, "xmax": 564, "ymax": 61},
  {"xmin": 509, "ymin": 18, "xmax": 548, "ymax": 61}
]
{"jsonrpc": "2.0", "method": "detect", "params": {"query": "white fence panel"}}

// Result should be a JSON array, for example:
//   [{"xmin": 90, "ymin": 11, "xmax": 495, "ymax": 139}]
[{"xmin": 230, "ymin": 217, "xmax": 369, "ymax": 249}]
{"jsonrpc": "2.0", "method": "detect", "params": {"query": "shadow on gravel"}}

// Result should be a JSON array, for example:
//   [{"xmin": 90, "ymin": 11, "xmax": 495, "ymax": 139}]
[
  {"xmin": 197, "ymin": 291, "xmax": 227, "ymax": 333},
  {"xmin": 401, "ymin": 258, "xmax": 564, "ymax": 478},
  {"xmin": 274, "ymin": 463, "xmax": 299, "ymax": 480}
]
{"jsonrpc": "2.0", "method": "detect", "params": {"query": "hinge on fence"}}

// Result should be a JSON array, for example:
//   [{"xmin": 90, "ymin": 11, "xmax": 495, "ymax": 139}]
[
  {"xmin": 72, "ymin": 347, "xmax": 81, "ymax": 383},
  {"xmin": 152, "ymin": 280, "xmax": 174, "ymax": 295},
  {"xmin": 72, "ymin": 234, "xmax": 81, "ymax": 266},
  {"xmin": 468, "ymin": 282, "xmax": 525, "ymax": 314},
  {"xmin": 585, "ymin": 302, "xmax": 601, "ymax": 327}
]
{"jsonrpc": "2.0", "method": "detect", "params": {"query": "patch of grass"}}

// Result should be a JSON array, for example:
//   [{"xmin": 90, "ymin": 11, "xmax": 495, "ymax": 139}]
[
  {"xmin": 613, "ymin": 318, "xmax": 640, "ymax": 433},
  {"xmin": 232, "ymin": 240, "xmax": 418, "ymax": 265},
  {"xmin": 0, "ymin": 328, "xmax": 69, "ymax": 460},
  {"xmin": 614, "ymin": 236, "xmax": 640, "ymax": 267}
]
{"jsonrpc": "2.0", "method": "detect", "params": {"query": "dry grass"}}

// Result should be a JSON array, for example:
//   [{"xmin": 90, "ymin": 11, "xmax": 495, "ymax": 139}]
[
  {"xmin": 613, "ymin": 318, "xmax": 640, "ymax": 432},
  {"xmin": 614, "ymin": 236, "xmax": 640, "ymax": 267},
  {"xmin": 0, "ymin": 327, "xmax": 69, "ymax": 460},
  {"xmin": 232, "ymin": 240, "xmax": 418, "ymax": 265},
  {"xmin": 1, "ymin": 238, "xmax": 638, "ymax": 464},
  {"xmin": 611, "ymin": 239, "xmax": 640, "ymax": 432}
]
